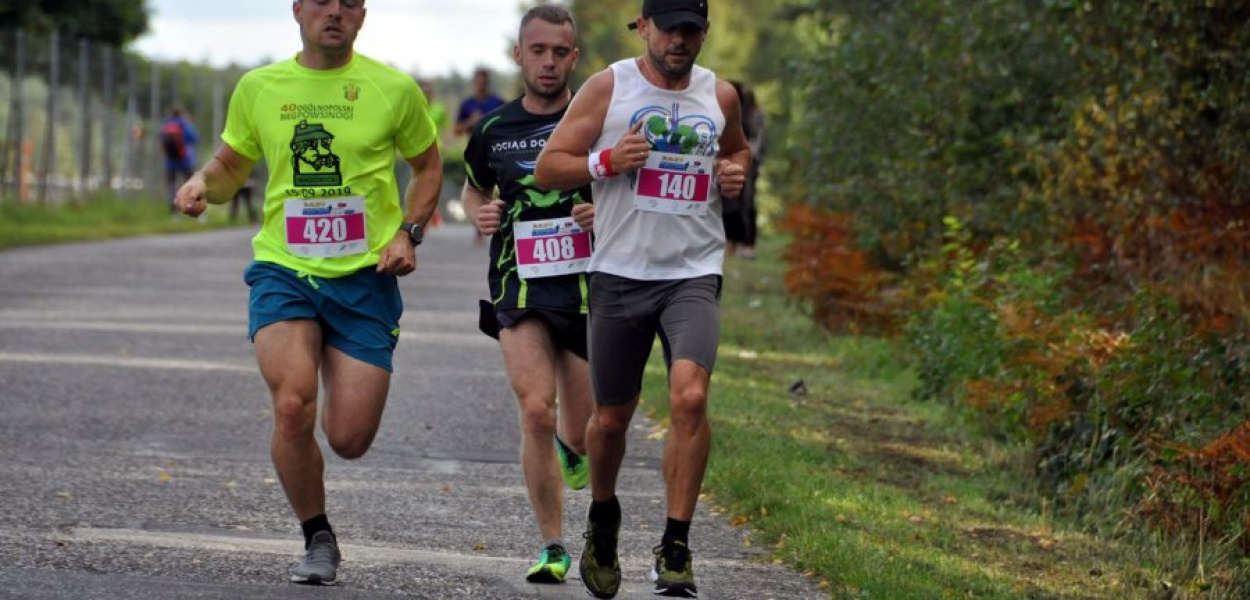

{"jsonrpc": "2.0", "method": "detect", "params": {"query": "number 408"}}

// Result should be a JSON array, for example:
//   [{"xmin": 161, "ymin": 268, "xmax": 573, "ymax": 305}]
[{"xmin": 532, "ymin": 236, "xmax": 576, "ymax": 262}]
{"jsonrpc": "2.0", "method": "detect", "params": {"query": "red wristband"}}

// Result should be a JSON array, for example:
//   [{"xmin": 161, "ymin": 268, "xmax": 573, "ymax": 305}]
[{"xmin": 589, "ymin": 148, "xmax": 618, "ymax": 179}]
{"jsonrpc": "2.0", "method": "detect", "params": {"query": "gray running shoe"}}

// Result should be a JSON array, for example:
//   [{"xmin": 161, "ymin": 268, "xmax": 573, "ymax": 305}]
[{"xmin": 290, "ymin": 531, "xmax": 340, "ymax": 585}]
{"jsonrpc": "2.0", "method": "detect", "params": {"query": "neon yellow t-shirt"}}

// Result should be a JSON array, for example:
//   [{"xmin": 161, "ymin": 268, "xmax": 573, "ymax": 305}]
[
  {"xmin": 223, "ymin": 53, "xmax": 436, "ymax": 278},
  {"xmin": 427, "ymin": 102, "xmax": 449, "ymax": 148}
]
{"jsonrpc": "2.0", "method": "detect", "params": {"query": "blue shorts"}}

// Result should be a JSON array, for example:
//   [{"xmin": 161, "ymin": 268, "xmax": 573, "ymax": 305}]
[{"xmin": 244, "ymin": 261, "xmax": 403, "ymax": 372}]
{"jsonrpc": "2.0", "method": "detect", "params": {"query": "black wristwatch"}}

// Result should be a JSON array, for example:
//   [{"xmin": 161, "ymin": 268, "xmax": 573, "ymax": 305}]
[{"xmin": 401, "ymin": 221, "xmax": 424, "ymax": 246}]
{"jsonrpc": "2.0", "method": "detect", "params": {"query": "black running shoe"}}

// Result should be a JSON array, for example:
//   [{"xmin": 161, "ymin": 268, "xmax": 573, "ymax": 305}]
[{"xmin": 579, "ymin": 518, "xmax": 621, "ymax": 598}]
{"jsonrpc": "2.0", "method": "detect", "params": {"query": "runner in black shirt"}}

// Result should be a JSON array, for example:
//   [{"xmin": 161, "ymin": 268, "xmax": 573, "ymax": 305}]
[
  {"xmin": 465, "ymin": 106, "xmax": 592, "ymax": 313},
  {"xmin": 461, "ymin": 4, "xmax": 595, "ymax": 585}
]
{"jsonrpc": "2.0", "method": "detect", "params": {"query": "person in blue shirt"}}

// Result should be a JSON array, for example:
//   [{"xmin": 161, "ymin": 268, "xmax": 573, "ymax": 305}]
[
  {"xmin": 454, "ymin": 67, "xmax": 505, "ymax": 136},
  {"xmin": 160, "ymin": 108, "xmax": 200, "ymax": 214}
]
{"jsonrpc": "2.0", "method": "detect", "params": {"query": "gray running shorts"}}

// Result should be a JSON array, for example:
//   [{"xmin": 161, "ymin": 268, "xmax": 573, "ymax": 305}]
[{"xmin": 588, "ymin": 272, "xmax": 722, "ymax": 406}]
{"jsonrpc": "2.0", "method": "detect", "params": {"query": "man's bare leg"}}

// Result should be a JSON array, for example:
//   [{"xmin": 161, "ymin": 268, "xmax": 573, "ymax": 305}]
[
  {"xmin": 255, "ymin": 320, "xmax": 325, "ymax": 521},
  {"xmin": 555, "ymin": 348, "xmax": 592, "ymax": 456},
  {"xmin": 500, "ymin": 320, "xmax": 563, "ymax": 542},
  {"xmin": 586, "ymin": 399, "xmax": 639, "ymax": 503},
  {"xmin": 662, "ymin": 360, "xmax": 712, "ymax": 521},
  {"xmin": 320, "ymin": 346, "xmax": 391, "ymax": 460}
]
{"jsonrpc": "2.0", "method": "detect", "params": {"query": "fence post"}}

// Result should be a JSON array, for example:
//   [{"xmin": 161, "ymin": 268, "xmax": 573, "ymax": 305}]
[
  {"xmin": 39, "ymin": 30, "xmax": 59, "ymax": 205},
  {"xmin": 102, "ymin": 44, "xmax": 115, "ymax": 194},
  {"xmin": 149, "ymin": 60, "xmax": 160, "ymax": 203},
  {"xmin": 78, "ymin": 37, "xmax": 90, "ymax": 196},
  {"xmin": 169, "ymin": 64, "xmax": 179, "ymax": 113},
  {"xmin": 5, "ymin": 30, "xmax": 26, "ymax": 201},
  {"xmin": 123, "ymin": 58, "xmax": 136, "ymax": 196},
  {"xmin": 192, "ymin": 66, "xmax": 204, "ymax": 122},
  {"xmin": 212, "ymin": 76, "xmax": 223, "ymax": 146}
]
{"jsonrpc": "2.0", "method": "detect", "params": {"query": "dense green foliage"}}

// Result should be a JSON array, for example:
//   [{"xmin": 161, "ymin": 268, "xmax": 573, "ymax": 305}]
[
  {"xmin": 780, "ymin": 1, "xmax": 1249, "ymax": 594},
  {"xmin": 791, "ymin": 0, "xmax": 1250, "ymax": 261},
  {"xmin": 0, "ymin": 0, "xmax": 150, "ymax": 45},
  {"xmin": 810, "ymin": 2, "xmax": 1070, "ymax": 263}
]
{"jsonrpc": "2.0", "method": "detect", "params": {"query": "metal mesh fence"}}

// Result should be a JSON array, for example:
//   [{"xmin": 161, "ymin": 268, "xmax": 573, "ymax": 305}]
[{"xmin": 0, "ymin": 28, "xmax": 239, "ymax": 204}]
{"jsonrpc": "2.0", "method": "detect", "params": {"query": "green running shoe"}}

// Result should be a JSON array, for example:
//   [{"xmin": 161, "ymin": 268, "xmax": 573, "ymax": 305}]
[
  {"xmin": 554, "ymin": 434, "xmax": 589, "ymax": 490},
  {"xmin": 651, "ymin": 540, "xmax": 698, "ymax": 597},
  {"xmin": 526, "ymin": 543, "xmax": 571, "ymax": 583},
  {"xmin": 579, "ymin": 518, "xmax": 621, "ymax": 598}
]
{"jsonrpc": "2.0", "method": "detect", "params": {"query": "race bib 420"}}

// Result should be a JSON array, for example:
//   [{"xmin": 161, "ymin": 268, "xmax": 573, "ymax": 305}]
[{"xmin": 284, "ymin": 196, "xmax": 368, "ymax": 258}]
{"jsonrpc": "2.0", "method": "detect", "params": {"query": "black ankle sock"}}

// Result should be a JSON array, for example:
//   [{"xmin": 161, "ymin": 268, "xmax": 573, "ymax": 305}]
[
  {"xmin": 588, "ymin": 496, "xmax": 621, "ymax": 527},
  {"xmin": 300, "ymin": 514, "xmax": 335, "ymax": 548},
  {"xmin": 662, "ymin": 518, "xmax": 691, "ymax": 546}
]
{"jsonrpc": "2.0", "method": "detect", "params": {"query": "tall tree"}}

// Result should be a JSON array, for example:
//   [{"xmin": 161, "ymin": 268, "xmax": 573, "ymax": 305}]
[{"xmin": 0, "ymin": 0, "xmax": 150, "ymax": 46}]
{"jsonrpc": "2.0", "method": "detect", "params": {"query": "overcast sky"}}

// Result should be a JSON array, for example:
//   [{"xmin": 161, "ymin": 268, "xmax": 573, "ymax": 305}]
[{"xmin": 131, "ymin": 0, "xmax": 520, "ymax": 76}]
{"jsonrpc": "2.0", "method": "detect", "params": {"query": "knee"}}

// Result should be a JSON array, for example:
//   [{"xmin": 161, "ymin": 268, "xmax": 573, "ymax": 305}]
[
  {"xmin": 594, "ymin": 409, "xmax": 632, "ymax": 438},
  {"xmin": 669, "ymin": 385, "xmax": 708, "ymax": 434},
  {"xmin": 272, "ymin": 392, "xmax": 316, "ymax": 442},
  {"xmin": 518, "ymin": 396, "xmax": 556, "ymax": 437},
  {"xmin": 328, "ymin": 432, "xmax": 375, "ymax": 460}
]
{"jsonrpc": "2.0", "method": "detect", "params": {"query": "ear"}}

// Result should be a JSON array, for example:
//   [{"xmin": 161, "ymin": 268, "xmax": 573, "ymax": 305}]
[
  {"xmin": 292, "ymin": 0, "xmax": 301, "ymax": 21},
  {"xmin": 513, "ymin": 43, "xmax": 522, "ymax": 66},
  {"xmin": 634, "ymin": 17, "xmax": 648, "ymax": 38},
  {"xmin": 571, "ymin": 47, "xmax": 581, "ymax": 71}
]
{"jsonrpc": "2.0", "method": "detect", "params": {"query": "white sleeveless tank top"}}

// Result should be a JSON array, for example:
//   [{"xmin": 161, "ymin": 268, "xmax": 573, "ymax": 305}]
[{"xmin": 588, "ymin": 59, "xmax": 726, "ymax": 280}]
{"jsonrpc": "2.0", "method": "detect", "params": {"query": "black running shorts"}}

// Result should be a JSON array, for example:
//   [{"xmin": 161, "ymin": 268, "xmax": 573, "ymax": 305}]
[{"xmin": 479, "ymin": 300, "xmax": 589, "ymax": 360}]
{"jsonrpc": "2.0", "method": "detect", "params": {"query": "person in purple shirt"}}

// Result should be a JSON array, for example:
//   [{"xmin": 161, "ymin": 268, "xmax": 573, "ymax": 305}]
[
  {"xmin": 454, "ymin": 67, "xmax": 505, "ymax": 136},
  {"xmin": 160, "ymin": 107, "xmax": 200, "ymax": 214}
]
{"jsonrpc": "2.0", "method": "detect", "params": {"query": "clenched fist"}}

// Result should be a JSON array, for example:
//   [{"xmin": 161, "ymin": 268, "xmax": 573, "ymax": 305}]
[
  {"xmin": 476, "ymin": 199, "xmax": 505, "ymax": 236},
  {"xmin": 715, "ymin": 159, "xmax": 746, "ymax": 199},
  {"xmin": 174, "ymin": 174, "xmax": 209, "ymax": 217}
]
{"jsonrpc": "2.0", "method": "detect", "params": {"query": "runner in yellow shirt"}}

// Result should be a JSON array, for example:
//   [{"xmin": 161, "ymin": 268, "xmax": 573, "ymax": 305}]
[{"xmin": 173, "ymin": 0, "xmax": 441, "ymax": 585}]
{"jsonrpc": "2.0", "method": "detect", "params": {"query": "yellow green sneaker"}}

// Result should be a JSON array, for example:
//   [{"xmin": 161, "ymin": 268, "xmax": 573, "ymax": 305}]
[
  {"xmin": 651, "ymin": 540, "xmax": 698, "ymax": 597},
  {"xmin": 555, "ymin": 434, "xmax": 588, "ymax": 490},
  {"xmin": 525, "ymin": 543, "xmax": 571, "ymax": 584}
]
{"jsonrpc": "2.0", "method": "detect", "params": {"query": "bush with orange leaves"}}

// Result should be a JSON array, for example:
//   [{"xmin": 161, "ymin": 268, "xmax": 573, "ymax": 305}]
[
  {"xmin": 1141, "ymin": 424, "xmax": 1250, "ymax": 554},
  {"xmin": 779, "ymin": 204, "xmax": 899, "ymax": 334}
]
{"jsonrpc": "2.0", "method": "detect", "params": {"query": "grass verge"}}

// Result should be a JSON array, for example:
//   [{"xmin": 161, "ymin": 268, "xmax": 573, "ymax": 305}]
[
  {"xmin": 637, "ymin": 236, "xmax": 1171, "ymax": 600},
  {"xmin": 0, "ymin": 195, "xmax": 244, "ymax": 251}
]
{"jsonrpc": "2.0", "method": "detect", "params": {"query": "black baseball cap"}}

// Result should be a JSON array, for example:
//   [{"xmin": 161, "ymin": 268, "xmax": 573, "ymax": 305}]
[{"xmin": 627, "ymin": 0, "xmax": 709, "ymax": 31}]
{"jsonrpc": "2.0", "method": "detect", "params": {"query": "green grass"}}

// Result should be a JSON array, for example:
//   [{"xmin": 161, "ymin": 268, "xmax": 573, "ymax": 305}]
[
  {"xmin": 637, "ymin": 237, "xmax": 1173, "ymax": 600},
  {"xmin": 0, "ymin": 195, "xmax": 243, "ymax": 250}
]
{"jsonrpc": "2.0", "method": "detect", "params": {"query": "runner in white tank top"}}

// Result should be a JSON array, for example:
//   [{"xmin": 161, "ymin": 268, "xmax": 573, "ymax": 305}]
[{"xmin": 534, "ymin": 1, "xmax": 751, "ymax": 597}]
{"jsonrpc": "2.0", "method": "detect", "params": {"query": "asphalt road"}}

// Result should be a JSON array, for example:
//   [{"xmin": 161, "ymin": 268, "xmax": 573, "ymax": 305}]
[{"xmin": 0, "ymin": 224, "xmax": 826, "ymax": 600}]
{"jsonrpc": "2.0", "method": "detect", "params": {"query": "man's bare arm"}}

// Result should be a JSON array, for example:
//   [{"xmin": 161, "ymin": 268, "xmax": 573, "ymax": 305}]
[
  {"xmin": 174, "ymin": 144, "xmax": 256, "ymax": 217},
  {"xmin": 534, "ymin": 70, "xmax": 613, "ymax": 191},
  {"xmin": 402, "ymin": 143, "xmax": 444, "ymax": 226},
  {"xmin": 461, "ymin": 180, "xmax": 492, "ymax": 223},
  {"xmin": 462, "ymin": 181, "xmax": 506, "ymax": 235},
  {"xmin": 716, "ymin": 80, "xmax": 751, "ymax": 173},
  {"xmin": 376, "ymin": 143, "xmax": 443, "ymax": 276},
  {"xmin": 714, "ymin": 80, "xmax": 752, "ymax": 199}
]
